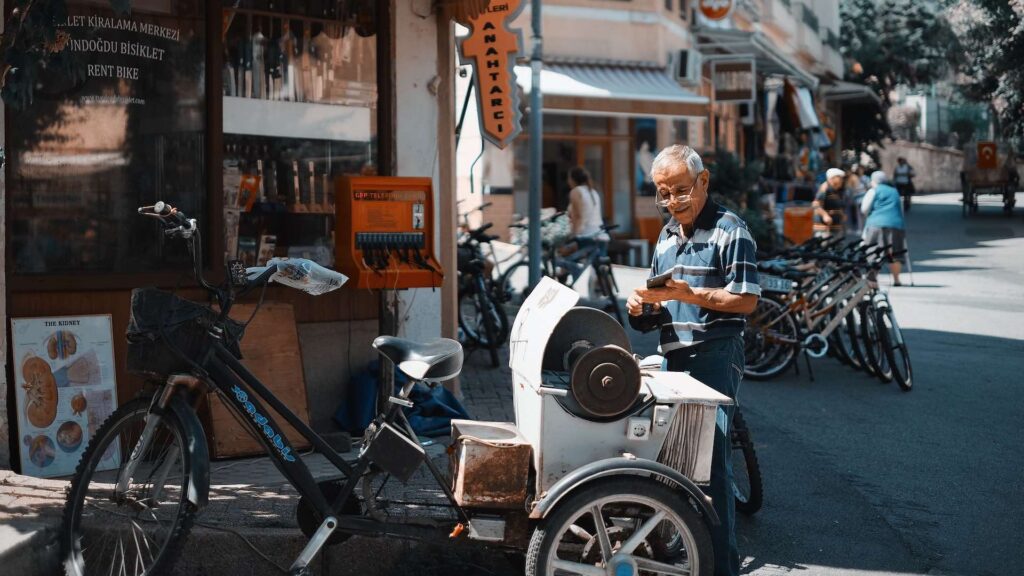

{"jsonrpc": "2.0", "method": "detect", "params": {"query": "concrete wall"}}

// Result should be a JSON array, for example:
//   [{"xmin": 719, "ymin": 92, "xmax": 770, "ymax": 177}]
[
  {"xmin": 394, "ymin": 0, "xmax": 444, "ymax": 343},
  {"xmin": 298, "ymin": 320, "xmax": 378, "ymax": 433},
  {"xmin": 878, "ymin": 140, "xmax": 965, "ymax": 194}
]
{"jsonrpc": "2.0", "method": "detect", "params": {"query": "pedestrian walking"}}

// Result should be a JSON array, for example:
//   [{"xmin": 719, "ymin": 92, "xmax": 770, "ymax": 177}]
[
  {"xmin": 813, "ymin": 167, "xmax": 847, "ymax": 238},
  {"xmin": 625, "ymin": 144, "xmax": 760, "ymax": 576},
  {"xmin": 846, "ymin": 164, "xmax": 868, "ymax": 234},
  {"xmin": 893, "ymin": 156, "xmax": 916, "ymax": 212},
  {"xmin": 861, "ymin": 170, "xmax": 908, "ymax": 285}
]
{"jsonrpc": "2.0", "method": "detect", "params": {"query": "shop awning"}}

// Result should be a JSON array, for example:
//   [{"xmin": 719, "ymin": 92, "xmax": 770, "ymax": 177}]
[
  {"xmin": 513, "ymin": 62, "xmax": 710, "ymax": 118},
  {"xmin": 821, "ymin": 80, "xmax": 882, "ymax": 106},
  {"xmin": 694, "ymin": 28, "xmax": 818, "ymax": 89}
]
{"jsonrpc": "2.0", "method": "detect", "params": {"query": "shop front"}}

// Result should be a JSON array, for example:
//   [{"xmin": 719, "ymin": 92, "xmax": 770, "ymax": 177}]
[
  {"xmin": 508, "ymin": 61, "xmax": 709, "ymax": 246},
  {"xmin": 2, "ymin": 0, "xmax": 460, "ymax": 473}
]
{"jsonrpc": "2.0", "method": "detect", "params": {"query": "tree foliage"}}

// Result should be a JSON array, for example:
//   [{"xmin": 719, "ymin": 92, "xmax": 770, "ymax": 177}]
[
  {"xmin": 948, "ymin": 0, "xmax": 1024, "ymax": 149},
  {"xmin": 0, "ymin": 0, "xmax": 130, "ymax": 108},
  {"xmin": 840, "ymin": 0, "xmax": 961, "ymax": 108}
]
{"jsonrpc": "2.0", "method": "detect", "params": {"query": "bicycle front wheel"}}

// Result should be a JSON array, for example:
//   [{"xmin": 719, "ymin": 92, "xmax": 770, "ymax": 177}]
[
  {"xmin": 860, "ymin": 302, "xmax": 892, "ymax": 383},
  {"xmin": 878, "ymin": 306, "xmax": 913, "ymax": 391},
  {"xmin": 62, "ymin": 397, "xmax": 196, "ymax": 576}
]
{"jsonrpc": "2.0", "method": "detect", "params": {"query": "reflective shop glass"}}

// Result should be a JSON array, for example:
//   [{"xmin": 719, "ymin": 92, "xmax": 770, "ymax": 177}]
[
  {"xmin": 8, "ymin": 1, "xmax": 207, "ymax": 275},
  {"xmin": 221, "ymin": 0, "xmax": 379, "ymax": 268}
]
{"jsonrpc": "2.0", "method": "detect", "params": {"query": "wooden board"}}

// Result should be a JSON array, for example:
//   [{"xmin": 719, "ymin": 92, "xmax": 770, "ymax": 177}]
[{"xmin": 202, "ymin": 302, "xmax": 312, "ymax": 459}]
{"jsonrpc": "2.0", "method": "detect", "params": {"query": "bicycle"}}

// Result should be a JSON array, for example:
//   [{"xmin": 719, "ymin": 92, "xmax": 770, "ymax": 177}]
[
  {"xmin": 499, "ymin": 223, "xmax": 624, "ymax": 325},
  {"xmin": 457, "ymin": 221, "xmax": 509, "ymax": 367},
  {"xmin": 745, "ymin": 238, "xmax": 910, "ymax": 387},
  {"xmin": 61, "ymin": 201, "xmax": 720, "ymax": 576}
]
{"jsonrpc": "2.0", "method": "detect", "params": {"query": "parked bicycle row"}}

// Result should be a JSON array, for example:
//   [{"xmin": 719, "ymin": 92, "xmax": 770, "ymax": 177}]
[
  {"xmin": 744, "ymin": 235, "xmax": 913, "ymax": 391},
  {"xmin": 455, "ymin": 203, "xmax": 623, "ymax": 366}
]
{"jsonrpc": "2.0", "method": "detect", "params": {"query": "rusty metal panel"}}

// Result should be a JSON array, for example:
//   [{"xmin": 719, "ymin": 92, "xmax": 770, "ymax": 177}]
[{"xmin": 450, "ymin": 420, "xmax": 532, "ymax": 509}]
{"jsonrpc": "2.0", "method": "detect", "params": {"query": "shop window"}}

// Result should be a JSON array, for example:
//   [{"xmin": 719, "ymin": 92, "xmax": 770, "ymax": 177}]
[
  {"xmin": 8, "ymin": 1, "xmax": 207, "ymax": 276},
  {"xmin": 221, "ymin": 2, "xmax": 378, "ymax": 267},
  {"xmin": 579, "ymin": 116, "xmax": 610, "ymax": 135},
  {"xmin": 543, "ymin": 113, "xmax": 574, "ymax": 134}
]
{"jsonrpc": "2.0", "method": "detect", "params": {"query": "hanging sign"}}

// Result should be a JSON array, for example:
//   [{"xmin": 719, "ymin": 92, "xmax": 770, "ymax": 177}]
[
  {"xmin": 712, "ymin": 59, "xmax": 755, "ymax": 103},
  {"xmin": 977, "ymin": 141, "xmax": 998, "ymax": 170},
  {"xmin": 699, "ymin": 0, "xmax": 734, "ymax": 21},
  {"xmin": 457, "ymin": 0, "xmax": 525, "ymax": 149},
  {"xmin": 12, "ymin": 315, "xmax": 120, "ymax": 478}
]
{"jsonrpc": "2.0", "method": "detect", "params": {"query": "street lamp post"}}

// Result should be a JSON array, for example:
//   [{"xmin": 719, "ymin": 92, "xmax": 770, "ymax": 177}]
[{"xmin": 527, "ymin": 0, "xmax": 543, "ymax": 289}]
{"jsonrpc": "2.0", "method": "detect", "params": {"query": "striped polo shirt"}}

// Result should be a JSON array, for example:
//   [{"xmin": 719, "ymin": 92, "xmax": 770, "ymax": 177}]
[{"xmin": 644, "ymin": 201, "xmax": 760, "ymax": 352}]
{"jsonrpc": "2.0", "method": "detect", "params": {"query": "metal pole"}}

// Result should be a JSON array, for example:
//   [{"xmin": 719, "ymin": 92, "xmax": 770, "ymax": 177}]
[{"xmin": 527, "ymin": 0, "xmax": 543, "ymax": 288}]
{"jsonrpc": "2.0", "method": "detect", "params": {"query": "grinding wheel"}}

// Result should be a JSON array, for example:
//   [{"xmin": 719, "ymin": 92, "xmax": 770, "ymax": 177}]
[
  {"xmin": 542, "ymin": 307, "xmax": 631, "ymax": 372},
  {"xmin": 570, "ymin": 345, "xmax": 641, "ymax": 419}
]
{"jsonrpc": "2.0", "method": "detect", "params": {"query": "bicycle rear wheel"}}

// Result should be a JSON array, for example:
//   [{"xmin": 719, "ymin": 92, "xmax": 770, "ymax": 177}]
[
  {"xmin": 62, "ymin": 397, "xmax": 195, "ymax": 576},
  {"xmin": 458, "ymin": 287, "xmax": 510, "ymax": 348},
  {"xmin": 878, "ymin": 306, "xmax": 913, "ymax": 391},
  {"xmin": 744, "ymin": 297, "xmax": 798, "ymax": 380}
]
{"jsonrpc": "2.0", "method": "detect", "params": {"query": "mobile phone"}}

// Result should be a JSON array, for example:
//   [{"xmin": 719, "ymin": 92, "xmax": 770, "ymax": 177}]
[{"xmin": 646, "ymin": 270, "xmax": 673, "ymax": 289}]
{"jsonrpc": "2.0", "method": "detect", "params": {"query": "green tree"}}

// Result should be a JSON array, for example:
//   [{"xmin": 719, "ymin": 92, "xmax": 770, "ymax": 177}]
[
  {"xmin": 1, "ymin": 0, "xmax": 130, "ymax": 108},
  {"xmin": 949, "ymin": 0, "xmax": 1024, "ymax": 150},
  {"xmin": 841, "ymin": 0, "xmax": 961, "ymax": 109}
]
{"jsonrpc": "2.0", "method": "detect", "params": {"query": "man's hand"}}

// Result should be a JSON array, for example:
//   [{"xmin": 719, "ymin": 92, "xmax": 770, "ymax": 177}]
[
  {"xmin": 822, "ymin": 213, "xmax": 833, "ymax": 225},
  {"xmin": 634, "ymin": 278, "xmax": 695, "ymax": 307},
  {"xmin": 626, "ymin": 291, "xmax": 660, "ymax": 316}
]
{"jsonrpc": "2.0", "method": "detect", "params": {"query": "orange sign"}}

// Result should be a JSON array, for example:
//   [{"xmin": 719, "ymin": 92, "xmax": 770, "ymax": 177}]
[
  {"xmin": 699, "ymin": 0, "xmax": 734, "ymax": 21},
  {"xmin": 977, "ymin": 141, "xmax": 998, "ymax": 169},
  {"xmin": 457, "ymin": 0, "xmax": 524, "ymax": 149}
]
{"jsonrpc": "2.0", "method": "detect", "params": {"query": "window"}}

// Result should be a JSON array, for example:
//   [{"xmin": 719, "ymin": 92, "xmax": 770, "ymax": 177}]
[
  {"xmin": 8, "ymin": 1, "xmax": 207, "ymax": 276},
  {"xmin": 680, "ymin": 0, "xmax": 688, "ymax": 19},
  {"xmin": 221, "ymin": 2, "xmax": 378, "ymax": 267},
  {"xmin": 665, "ymin": 0, "xmax": 673, "ymax": 11},
  {"xmin": 801, "ymin": 4, "xmax": 819, "ymax": 33}
]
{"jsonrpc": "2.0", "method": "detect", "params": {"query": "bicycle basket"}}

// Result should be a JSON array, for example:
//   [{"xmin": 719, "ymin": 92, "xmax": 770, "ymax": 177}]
[{"xmin": 126, "ymin": 288, "xmax": 244, "ymax": 380}]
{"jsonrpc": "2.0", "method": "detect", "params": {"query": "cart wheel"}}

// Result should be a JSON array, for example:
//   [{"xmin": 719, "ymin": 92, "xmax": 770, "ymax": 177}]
[{"xmin": 525, "ymin": 477, "xmax": 714, "ymax": 576}]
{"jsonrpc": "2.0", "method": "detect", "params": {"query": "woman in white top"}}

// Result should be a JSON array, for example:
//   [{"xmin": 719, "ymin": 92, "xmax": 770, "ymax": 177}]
[{"xmin": 567, "ymin": 166, "xmax": 608, "ymax": 241}]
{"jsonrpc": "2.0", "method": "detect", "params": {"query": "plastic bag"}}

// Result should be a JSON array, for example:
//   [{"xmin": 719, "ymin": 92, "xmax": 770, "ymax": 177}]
[{"xmin": 247, "ymin": 257, "xmax": 349, "ymax": 295}]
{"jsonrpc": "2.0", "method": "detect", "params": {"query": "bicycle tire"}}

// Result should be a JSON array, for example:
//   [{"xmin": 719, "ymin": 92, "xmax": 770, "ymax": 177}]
[
  {"xmin": 478, "ymin": 290, "xmax": 502, "ymax": 367},
  {"xmin": 827, "ymin": 301, "xmax": 854, "ymax": 367},
  {"xmin": 731, "ymin": 410, "xmax": 763, "ymax": 516},
  {"xmin": 859, "ymin": 302, "xmax": 892, "ymax": 382},
  {"xmin": 845, "ymin": 303, "xmax": 871, "ymax": 373},
  {"xmin": 62, "ymin": 397, "xmax": 195, "ymax": 576},
  {"xmin": 458, "ymin": 286, "xmax": 510, "ymax": 348},
  {"xmin": 496, "ymin": 261, "xmax": 530, "ymax": 305},
  {"xmin": 743, "ymin": 297, "xmax": 798, "ymax": 380},
  {"xmin": 878, "ymin": 306, "xmax": 913, "ymax": 391},
  {"xmin": 595, "ymin": 262, "xmax": 624, "ymax": 325}
]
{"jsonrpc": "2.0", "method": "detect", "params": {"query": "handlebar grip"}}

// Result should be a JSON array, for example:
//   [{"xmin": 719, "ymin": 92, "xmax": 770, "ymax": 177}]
[{"xmin": 478, "ymin": 222, "xmax": 494, "ymax": 232}]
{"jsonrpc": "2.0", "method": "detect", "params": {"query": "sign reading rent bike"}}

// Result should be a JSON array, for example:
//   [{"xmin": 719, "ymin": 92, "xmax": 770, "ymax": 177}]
[{"xmin": 457, "ymin": 0, "xmax": 525, "ymax": 149}]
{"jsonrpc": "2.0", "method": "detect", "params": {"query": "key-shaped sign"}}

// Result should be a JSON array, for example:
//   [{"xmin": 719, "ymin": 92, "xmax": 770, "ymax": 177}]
[{"xmin": 457, "ymin": 0, "xmax": 525, "ymax": 149}]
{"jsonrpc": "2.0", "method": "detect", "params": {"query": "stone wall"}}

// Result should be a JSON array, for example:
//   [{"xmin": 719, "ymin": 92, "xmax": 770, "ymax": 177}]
[{"xmin": 877, "ymin": 140, "xmax": 965, "ymax": 194}]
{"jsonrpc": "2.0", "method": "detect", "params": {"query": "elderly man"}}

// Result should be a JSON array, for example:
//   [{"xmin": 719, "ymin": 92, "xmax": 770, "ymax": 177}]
[
  {"xmin": 813, "ymin": 167, "xmax": 848, "ymax": 237},
  {"xmin": 626, "ymin": 145, "xmax": 760, "ymax": 576}
]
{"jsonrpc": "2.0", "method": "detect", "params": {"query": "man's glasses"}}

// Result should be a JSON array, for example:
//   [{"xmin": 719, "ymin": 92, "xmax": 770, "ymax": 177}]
[{"xmin": 654, "ymin": 180, "xmax": 699, "ymax": 207}]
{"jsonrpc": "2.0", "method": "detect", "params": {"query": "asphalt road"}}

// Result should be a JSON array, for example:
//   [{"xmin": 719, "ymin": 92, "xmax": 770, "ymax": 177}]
[{"xmin": 621, "ymin": 192, "xmax": 1024, "ymax": 576}]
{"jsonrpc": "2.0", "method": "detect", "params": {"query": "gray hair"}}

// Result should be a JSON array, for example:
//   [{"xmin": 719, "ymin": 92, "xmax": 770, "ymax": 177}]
[
  {"xmin": 651, "ymin": 145, "xmax": 704, "ymax": 178},
  {"xmin": 870, "ymin": 170, "xmax": 889, "ymax": 185}
]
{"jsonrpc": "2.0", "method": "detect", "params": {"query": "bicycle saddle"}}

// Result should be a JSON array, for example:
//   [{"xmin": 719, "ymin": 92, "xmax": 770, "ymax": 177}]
[{"xmin": 372, "ymin": 336, "xmax": 464, "ymax": 383}]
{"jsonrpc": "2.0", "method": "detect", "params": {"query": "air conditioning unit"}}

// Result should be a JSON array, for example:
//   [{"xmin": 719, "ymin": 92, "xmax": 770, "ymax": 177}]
[{"xmin": 671, "ymin": 49, "xmax": 702, "ymax": 85}]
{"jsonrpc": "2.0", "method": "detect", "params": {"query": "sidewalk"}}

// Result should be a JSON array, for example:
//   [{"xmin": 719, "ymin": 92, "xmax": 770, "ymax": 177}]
[{"xmin": 0, "ymin": 348, "xmax": 518, "ymax": 576}]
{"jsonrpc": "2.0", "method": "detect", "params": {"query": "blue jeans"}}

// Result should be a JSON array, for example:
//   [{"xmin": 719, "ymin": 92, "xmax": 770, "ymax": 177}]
[{"xmin": 666, "ymin": 336, "xmax": 744, "ymax": 576}]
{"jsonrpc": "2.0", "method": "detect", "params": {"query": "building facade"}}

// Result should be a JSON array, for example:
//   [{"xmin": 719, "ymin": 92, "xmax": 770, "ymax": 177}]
[
  {"xmin": 457, "ymin": 0, "xmax": 857, "ymax": 241},
  {"xmin": 1, "ymin": 0, "xmax": 463, "ymax": 471}
]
